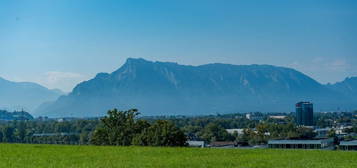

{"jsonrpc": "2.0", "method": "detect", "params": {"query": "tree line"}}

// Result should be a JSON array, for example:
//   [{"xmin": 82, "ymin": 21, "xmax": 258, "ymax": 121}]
[
  {"xmin": 0, "ymin": 109, "xmax": 187, "ymax": 147},
  {"xmin": 0, "ymin": 109, "xmax": 356, "ymax": 146}
]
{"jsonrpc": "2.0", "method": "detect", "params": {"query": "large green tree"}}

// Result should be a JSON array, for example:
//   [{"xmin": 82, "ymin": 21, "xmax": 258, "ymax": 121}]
[
  {"xmin": 133, "ymin": 120, "xmax": 187, "ymax": 146},
  {"xmin": 91, "ymin": 109, "xmax": 141, "ymax": 146},
  {"xmin": 91, "ymin": 109, "xmax": 187, "ymax": 147}
]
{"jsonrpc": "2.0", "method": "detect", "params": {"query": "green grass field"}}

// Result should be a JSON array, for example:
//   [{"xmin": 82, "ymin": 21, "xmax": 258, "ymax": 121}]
[{"xmin": 0, "ymin": 144, "xmax": 356, "ymax": 168}]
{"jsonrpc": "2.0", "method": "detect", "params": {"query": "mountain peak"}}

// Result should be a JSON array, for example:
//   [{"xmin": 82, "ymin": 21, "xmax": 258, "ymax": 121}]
[
  {"xmin": 345, "ymin": 76, "xmax": 357, "ymax": 81},
  {"xmin": 124, "ymin": 58, "xmax": 180, "ymax": 67},
  {"xmin": 125, "ymin": 58, "xmax": 152, "ymax": 65}
]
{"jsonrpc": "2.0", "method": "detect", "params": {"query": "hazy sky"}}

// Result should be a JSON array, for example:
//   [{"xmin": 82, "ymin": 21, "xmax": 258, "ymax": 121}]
[{"xmin": 1, "ymin": 0, "xmax": 356, "ymax": 92}]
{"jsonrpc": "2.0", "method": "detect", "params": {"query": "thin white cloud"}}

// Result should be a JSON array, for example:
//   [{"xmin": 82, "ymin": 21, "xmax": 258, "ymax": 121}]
[
  {"xmin": 44, "ymin": 71, "xmax": 83, "ymax": 84},
  {"xmin": 0, "ymin": 71, "xmax": 90, "ymax": 92},
  {"xmin": 35, "ymin": 71, "xmax": 89, "ymax": 92},
  {"xmin": 289, "ymin": 57, "xmax": 352, "ymax": 84},
  {"xmin": 327, "ymin": 60, "xmax": 349, "ymax": 71}
]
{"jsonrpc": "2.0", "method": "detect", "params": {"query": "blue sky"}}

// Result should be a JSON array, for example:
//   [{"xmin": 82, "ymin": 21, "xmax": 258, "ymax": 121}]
[{"xmin": 1, "ymin": 0, "xmax": 356, "ymax": 91}]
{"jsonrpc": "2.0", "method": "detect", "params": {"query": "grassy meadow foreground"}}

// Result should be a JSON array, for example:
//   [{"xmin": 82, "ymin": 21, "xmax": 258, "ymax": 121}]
[{"xmin": 0, "ymin": 144, "xmax": 356, "ymax": 168}]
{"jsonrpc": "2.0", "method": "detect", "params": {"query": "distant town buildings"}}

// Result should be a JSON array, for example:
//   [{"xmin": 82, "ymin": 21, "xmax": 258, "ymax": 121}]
[
  {"xmin": 314, "ymin": 128, "xmax": 331, "ymax": 138},
  {"xmin": 187, "ymin": 141, "xmax": 205, "ymax": 148},
  {"xmin": 209, "ymin": 141, "xmax": 236, "ymax": 148},
  {"xmin": 296, "ymin": 102, "xmax": 314, "ymax": 126},
  {"xmin": 246, "ymin": 112, "xmax": 264, "ymax": 121},
  {"xmin": 226, "ymin": 129, "xmax": 244, "ymax": 135},
  {"xmin": 339, "ymin": 140, "xmax": 357, "ymax": 151},
  {"xmin": 268, "ymin": 138, "xmax": 334, "ymax": 150},
  {"xmin": 269, "ymin": 115, "xmax": 287, "ymax": 120}
]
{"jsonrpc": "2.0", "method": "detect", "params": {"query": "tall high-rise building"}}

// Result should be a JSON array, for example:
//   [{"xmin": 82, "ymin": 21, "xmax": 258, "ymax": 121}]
[{"xmin": 296, "ymin": 102, "xmax": 314, "ymax": 126}]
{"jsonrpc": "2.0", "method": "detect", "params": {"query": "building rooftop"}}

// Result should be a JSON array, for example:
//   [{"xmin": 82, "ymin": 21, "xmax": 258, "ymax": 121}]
[
  {"xmin": 269, "ymin": 116, "xmax": 287, "ymax": 119},
  {"xmin": 226, "ymin": 129, "xmax": 244, "ymax": 134},
  {"xmin": 340, "ymin": 140, "xmax": 357, "ymax": 146},
  {"xmin": 210, "ymin": 141, "xmax": 236, "ymax": 147},
  {"xmin": 314, "ymin": 128, "xmax": 331, "ymax": 131},
  {"xmin": 268, "ymin": 138, "xmax": 333, "ymax": 145}
]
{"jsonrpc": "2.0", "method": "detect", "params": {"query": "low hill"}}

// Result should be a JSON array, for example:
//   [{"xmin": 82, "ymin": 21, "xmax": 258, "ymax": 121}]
[
  {"xmin": 35, "ymin": 58, "xmax": 356, "ymax": 117},
  {"xmin": 0, "ymin": 110, "xmax": 33, "ymax": 120}
]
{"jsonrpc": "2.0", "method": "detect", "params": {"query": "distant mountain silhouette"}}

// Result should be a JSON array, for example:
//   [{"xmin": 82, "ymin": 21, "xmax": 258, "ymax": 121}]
[
  {"xmin": 0, "ymin": 77, "xmax": 63, "ymax": 111},
  {"xmin": 327, "ymin": 77, "xmax": 357, "ymax": 97},
  {"xmin": 35, "ymin": 58, "xmax": 357, "ymax": 117}
]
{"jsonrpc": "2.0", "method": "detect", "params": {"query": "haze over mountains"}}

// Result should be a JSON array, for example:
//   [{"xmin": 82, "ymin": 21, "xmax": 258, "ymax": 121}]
[
  {"xmin": 31, "ymin": 58, "xmax": 357, "ymax": 118},
  {"xmin": 0, "ymin": 77, "xmax": 63, "ymax": 111}
]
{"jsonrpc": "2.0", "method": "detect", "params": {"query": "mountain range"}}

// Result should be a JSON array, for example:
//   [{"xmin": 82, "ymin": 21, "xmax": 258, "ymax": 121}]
[
  {"xmin": 32, "ymin": 58, "xmax": 357, "ymax": 117},
  {"xmin": 0, "ymin": 77, "xmax": 63, "ymax": 111}
]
